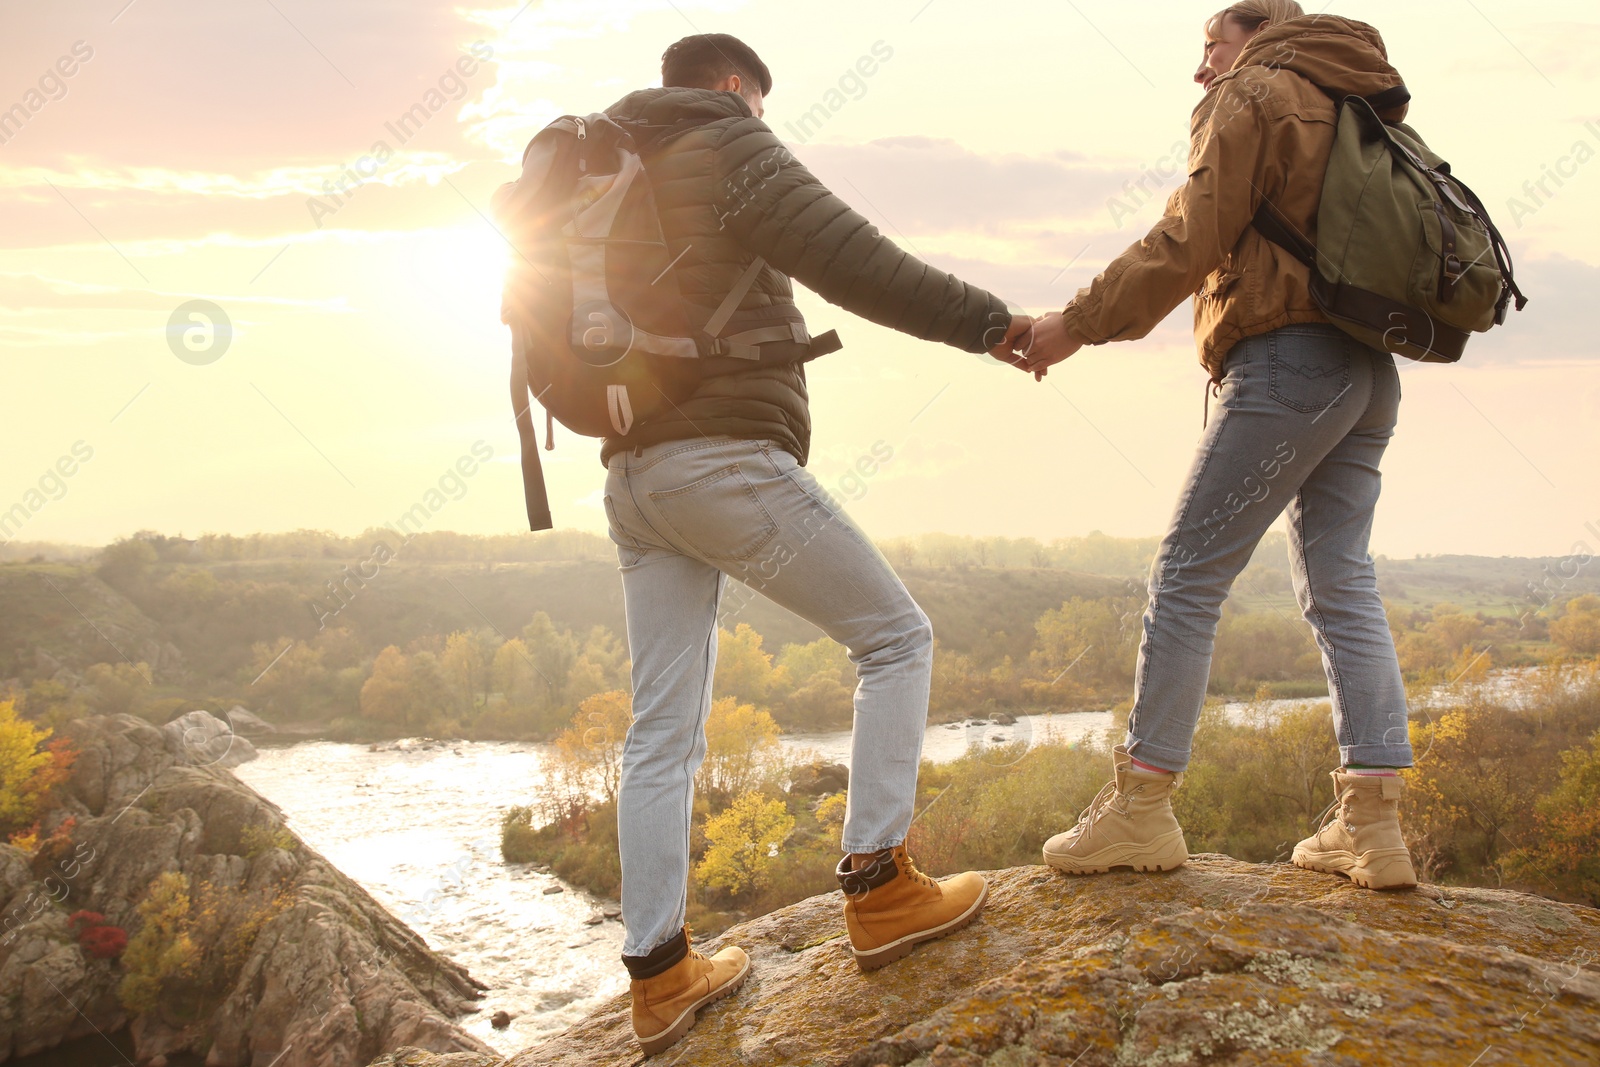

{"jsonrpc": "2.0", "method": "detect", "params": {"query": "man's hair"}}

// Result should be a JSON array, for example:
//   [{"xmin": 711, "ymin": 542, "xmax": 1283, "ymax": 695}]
[{"xmin": 662, "ymin": 34, "xmax": 772, "ymax": 96}]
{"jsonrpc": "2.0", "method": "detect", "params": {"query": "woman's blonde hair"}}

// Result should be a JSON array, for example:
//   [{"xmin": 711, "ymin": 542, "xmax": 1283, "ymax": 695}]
[{"xmin": 1204, "ymin": 0, "xmax": 1305, "ymax": 42}]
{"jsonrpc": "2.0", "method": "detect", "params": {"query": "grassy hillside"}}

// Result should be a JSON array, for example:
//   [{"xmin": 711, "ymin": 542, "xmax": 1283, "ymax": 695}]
[{"xmin": 5, "ymin": 529, "xmax": 1593, "ymax": 742}]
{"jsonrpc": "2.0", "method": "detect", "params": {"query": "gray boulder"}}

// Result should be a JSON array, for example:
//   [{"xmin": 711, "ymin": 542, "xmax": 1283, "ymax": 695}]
[
  {"xmin": 788, "ymin": 761, "xmax": 849, "ymax": 797},
  {"xmin": 225, "ymin": 705, "xmax": 278, "ymax": 737},
  {"xmin": 161, "ymin": 709, "xmax": 257, "ymax": 768}
]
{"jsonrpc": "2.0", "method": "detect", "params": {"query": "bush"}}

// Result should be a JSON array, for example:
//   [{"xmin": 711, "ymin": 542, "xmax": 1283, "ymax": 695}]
[{"xmin": 118, "ymin": 871, "xmax": 198, "ymax": 1015}]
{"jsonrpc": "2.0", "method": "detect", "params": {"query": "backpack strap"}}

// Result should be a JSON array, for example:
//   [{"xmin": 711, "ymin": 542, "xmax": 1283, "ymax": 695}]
[
  {"xmin": 703, "ymin": 256, "xmax": 768, "ymax": 338},
  {"xmin": 1252, "ymin": 199, "xmax": 1318, "ymax": 271},
  {"xmin": 509, "ymin": 328, "xmax": 553, "ymax": 532}
]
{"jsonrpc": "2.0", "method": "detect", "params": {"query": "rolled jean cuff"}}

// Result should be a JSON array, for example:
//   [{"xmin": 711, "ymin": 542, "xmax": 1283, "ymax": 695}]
[
  {"xmin": 622, "ymin": 925, "xmax": 688, "ymax": 979},
  {"xmin": 840, "ymin": 838, "xmax": 904, "ymax": 854},
  {"xmin": 1339, "ymin": 742, "xmax": 1413, "ymax": 769},
  {"xmin": 1124, "ymin": 735, "xmax": 1191, "ymax": 774}
]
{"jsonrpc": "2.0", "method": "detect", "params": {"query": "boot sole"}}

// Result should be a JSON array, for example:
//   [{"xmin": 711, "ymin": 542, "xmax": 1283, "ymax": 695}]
[
  {"xmin": 851, "ymin": 880, "xmax": 989, "ymax": 972},
  {"xmin": 1043, "ymin": 829, "xmax": 1188, "ymax": 875},
  {"xmin": 636, "ymin": 954, "xmax": 752, "ymax": 1056},
  {"xmin": 1292, "ymin": 846, "xmax": 1417, "ymax": 890}
]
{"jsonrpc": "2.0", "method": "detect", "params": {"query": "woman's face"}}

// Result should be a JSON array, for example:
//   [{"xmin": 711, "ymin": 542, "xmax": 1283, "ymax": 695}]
[{"xmin": 1195, "ymin": 15, "xmax": 1260, "ymax": 90}]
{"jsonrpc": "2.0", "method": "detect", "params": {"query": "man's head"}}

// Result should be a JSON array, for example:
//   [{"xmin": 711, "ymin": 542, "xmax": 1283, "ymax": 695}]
[
  {"xmin": 662, "ymin": 34, "xmax": 771, "ymax": 118},
  {"xmin": 1195, "ymin": 0, "xmax": 1304, "ymax": 89}
]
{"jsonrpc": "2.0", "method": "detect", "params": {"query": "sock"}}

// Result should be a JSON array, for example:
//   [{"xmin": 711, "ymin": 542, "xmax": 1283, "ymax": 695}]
[
  {"xmin": 1127, "ymin": 755, "xmax": 1174, "ymax": 774},
  {"xmin": 1345, "ymin": 764, "xmax": 1401, "ymax": 776}
]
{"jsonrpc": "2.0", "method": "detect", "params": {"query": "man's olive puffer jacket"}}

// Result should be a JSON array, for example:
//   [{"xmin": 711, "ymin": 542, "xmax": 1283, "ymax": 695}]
[{"xmin": 599, "ymin": 87, "xmax": 1009, "ymax": 466}]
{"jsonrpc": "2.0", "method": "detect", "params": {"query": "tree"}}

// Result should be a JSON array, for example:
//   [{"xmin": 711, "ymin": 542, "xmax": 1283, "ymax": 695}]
[
  {"xmin": 0, "ymin": 700, "xmax": 74, "ymax": 841},
  {"xmin": 493, "ymin": 638, "xmax": 540, "ymax": 708},
  {"xmin": 442, "ymin": 630, "xmax": 497, "ymax": 712},
  {"xmin": 407, "ymin": 652, "xmax": 452, "ymax": 730},
  {"xmin": 97, "ymin": 537, "xmax": 157, "ymax": 588},
  {"xmin": 1028, "ymin": 596, "xmax": 1140, "ymax": 698},
  {"xmin": 1551, "ymin": 597, "xmax": 1600, "ymax": 658},
  {"xmin": 359, "ymin": 646, "xmax": 412, "ymax": 725},
  {"xmin": 695, "ymin": 791, "xmax": 794, "ymax": 898},
  {"xmin": 246, "ymin": 639, "xmax": 326, "ymax": 719},
  {"xmin": 84, "ymin": 662, "xmax": 153, "ymax": 717},
  {"xmin": 521, "ymin": 612, "xmax": 577, "ymax": 712},
  {"xmin": 1506, "ymin": 728, "xmax": 1600, "ymax": 904},
  {"xmin": 698, "ymin": 698, "xmax": 781, "ymax": 799},
  {"xmin": 714, "ymin": 625, "xmax": 787, "ymax": 703},
  {"xmin": 551, "ymin": 690, "xmax": 632, "ymax": 806},
  {"xmin": 777, "ymin": 639, "xmax": 854, "ymax": 729}
]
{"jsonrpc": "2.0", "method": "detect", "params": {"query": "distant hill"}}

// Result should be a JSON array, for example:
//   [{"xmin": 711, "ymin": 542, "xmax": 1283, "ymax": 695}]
[{"xmin": 4, "ymin": 530, "xmax": 1589, "ymax": 692}]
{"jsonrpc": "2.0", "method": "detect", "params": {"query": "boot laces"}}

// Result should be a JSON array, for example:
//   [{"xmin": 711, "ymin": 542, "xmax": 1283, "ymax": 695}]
[
  {"xmin": 899, "ymin": 851, "xmax": 938, "ymax": 889},
  {"xmin": 1310, "ymin": 793, "xmax": 1356, "ymax": 842},
  {"xmin": 1067, "ymin": 780, "xmax": 1134, "ymax": 845}
]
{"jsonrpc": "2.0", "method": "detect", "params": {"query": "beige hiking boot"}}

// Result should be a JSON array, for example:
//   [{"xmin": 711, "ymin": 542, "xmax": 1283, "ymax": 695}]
[
  {"xmin": 1042, "ymin": 745, "xmax": 1188, "ymax": 874},
  {"xmin": 1293, "ymin": 770, "xmax": 1418, "ymax": 890},
  {"xmin": 836, "ymin": 845, "xmax": 988, "ymax": 971},
  {"xmin": 627, "ymin": 926, "xmax": 750, "ymax": 1055}
]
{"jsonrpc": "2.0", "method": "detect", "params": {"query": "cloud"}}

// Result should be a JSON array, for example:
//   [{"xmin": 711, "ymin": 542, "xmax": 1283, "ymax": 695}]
[{"xmin": 796, "ymin": 136, "xmax": 1188, "ymax": 235}]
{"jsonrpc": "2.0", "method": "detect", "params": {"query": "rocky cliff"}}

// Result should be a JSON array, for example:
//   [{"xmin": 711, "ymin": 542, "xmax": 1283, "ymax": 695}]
[
  {"xmin": 0, "ymin": 712, "xmax": 493, "ymax": 1066},
  {"xmin": 369, "ymin": 856, "xmax": 1600, "ymax": 1066}
]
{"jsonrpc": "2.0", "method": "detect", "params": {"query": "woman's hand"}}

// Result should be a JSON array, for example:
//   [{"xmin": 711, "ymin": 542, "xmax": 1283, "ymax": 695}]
[{"xmin": 1021, "ymin": 312, "xmax": 1084, "ymax": 378}]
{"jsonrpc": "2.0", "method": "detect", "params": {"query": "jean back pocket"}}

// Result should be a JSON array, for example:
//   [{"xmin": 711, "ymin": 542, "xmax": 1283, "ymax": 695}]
[
  {"xmin": 1268, "ymin": 327, "xmax": 1354, "ymax": 414},
  {"xmin": 648, "ymin": 464, "xmax": 780, "ymax": 562}
]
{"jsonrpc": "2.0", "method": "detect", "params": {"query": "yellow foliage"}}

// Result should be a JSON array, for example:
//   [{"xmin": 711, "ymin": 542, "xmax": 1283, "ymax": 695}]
[
  {"xmin": 551, "ymin": 690, "xmax": 631, "ymax": 805},
  {"xmin": 0, "ymin": 700, "xmax": 54, "ymax": 838},
  {"xmin": 697, "ymin": 697, "xmax": 781, "ymax": 799},
  {"xmin": 814, "ymin": 792, "xmax": 848, "ymax": 836},
  {"xmin": 118, "ymin": 871, "xmax": 199, "ymax": 1015},
  {"xmin": 695, "ymin": 791, "xmax": 794, "ymax": 898}
]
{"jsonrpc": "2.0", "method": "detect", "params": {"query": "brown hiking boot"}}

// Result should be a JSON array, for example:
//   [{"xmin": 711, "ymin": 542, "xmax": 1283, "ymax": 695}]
[
  {"xmin": 836, "ymin": 845, "xmax": 987, "ymax": 971},
  {"xmin": 1293, "ymin": 770, "xmax": 1418, "ymax": 890},
  {"xmin": 626, "ymin": 926, "xmax": 750, "ymax": 1055},
  {"xmin": 1042, "ymin": 745, "xmax": 1188, "ymax": 874}
]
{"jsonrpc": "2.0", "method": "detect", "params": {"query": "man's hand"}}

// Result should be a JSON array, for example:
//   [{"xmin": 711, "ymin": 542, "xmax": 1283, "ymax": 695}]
[
  {"xmin": 1021, "ymin": 312, "xmax": 1084, "ymax": 378},
  {"xmin": 987, "ymin": 313, "xmax": 1036, "ymax": 370}
]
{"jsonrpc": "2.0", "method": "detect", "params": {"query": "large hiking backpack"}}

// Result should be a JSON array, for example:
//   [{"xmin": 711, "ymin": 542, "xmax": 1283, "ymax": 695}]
[
  {"xmin": 1253, "ymin": 91, "xmax": 1528, "ymax": 363},
  {"xmin": 492, "ymin": 112, "xmax": 839, "ymax": 531}
]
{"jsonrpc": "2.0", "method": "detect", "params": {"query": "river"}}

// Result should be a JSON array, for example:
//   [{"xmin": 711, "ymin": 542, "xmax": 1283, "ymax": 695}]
[{"xmin": 230, "ymin": 710, "xmax": 1122, "ymax": 1055}]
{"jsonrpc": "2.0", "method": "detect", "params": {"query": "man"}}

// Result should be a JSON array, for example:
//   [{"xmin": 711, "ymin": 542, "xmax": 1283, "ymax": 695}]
[{"xmin": 600, "ymin": 34, "xmax": 1031, "ymax": 1055}]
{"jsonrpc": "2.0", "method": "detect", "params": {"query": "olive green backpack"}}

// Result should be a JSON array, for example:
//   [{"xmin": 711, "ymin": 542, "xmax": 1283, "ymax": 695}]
[{"xmin": 1254, "ymin": 91, "xmax": 1528, "ymax": 362}]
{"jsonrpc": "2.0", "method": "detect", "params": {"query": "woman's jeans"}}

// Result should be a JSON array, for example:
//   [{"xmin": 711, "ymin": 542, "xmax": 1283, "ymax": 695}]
[
  {"xmin": 1126, "ymin": 323, "xmax": 1414, "ymax": 773},
  {"xmin": 604, "ymin": 436, "xmax": 933, "ymax": 957}
]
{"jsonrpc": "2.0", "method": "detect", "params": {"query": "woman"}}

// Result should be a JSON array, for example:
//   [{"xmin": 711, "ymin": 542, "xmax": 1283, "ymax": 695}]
[{"xmin": 1021, "ymin": 1, "xmax": 1420, "ymax": 890}]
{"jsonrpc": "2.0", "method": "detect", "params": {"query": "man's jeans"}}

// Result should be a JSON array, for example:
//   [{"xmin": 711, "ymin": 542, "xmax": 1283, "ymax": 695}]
[
  {"xmin": 604, "ymin": 436, "xmax": 933, "ymax": 957},
  {"xmin": 1127, "ymin": 323, "xmax": 1414, "ymax": 772}
]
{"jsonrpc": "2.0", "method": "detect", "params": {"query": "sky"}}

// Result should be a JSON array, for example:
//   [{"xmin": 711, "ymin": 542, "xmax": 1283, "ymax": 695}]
[{"xmin": 3, "ymin": 0, "xmax": 1598, "ymax": 559}]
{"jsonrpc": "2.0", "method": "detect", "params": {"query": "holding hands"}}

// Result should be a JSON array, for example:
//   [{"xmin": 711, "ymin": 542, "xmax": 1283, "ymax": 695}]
[{"xmin": 987, "ymin": 310, "xmax": 1085, "ymax": 380}]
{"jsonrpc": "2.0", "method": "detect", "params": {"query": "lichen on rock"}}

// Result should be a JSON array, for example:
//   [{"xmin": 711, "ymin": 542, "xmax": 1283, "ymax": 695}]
[{"xmin": 370, "ymin": 854, "xmax": 1600, "ymax": 1066}]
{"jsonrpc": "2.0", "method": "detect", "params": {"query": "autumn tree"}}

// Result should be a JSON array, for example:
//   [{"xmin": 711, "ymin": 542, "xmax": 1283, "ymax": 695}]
[
  {"xmin": 714, "ymin": 624, "xmax": 788, "ymax": 704},
  {"xmin": 695, "ymin": 791, "xmax": 794, "ymax": 898},
  {"xmin": 1506, "ymin": 728, "xmax": 1600, "ymax": 904},
  {"xmin": 0, "ymin": 700, "xmax": 77, "ymax": 842},
  {"xmin": 118, "ymin": 871, "xmax": 199, "ymax": 1014},
  {"xmin": 442, "ymin": 629, "xmax": 498, "ymax": 711},
  {"xmin": 359, "ymin": 646, "xmax": 411, "ymax": 725},
  {"xmin": 697, "ymin": 698, "xmax": 782, "ymax": 800},
  {"xmin": 551, "ymin": 690, "xmax": 632, "ymax": 807},
  {"xmin": 1551, "ymin": 596, "xmax": 1600, "ymax": 658}
]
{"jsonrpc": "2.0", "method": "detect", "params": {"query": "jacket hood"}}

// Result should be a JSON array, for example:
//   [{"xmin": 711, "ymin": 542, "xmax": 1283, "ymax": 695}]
[
  {"xmin": 605, "ymin": 87, "xmax": 752, "ymax": 149},
  {"xmin": 1232, "ymin": 15, "xmax": 1407, "ymax": 116}
]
